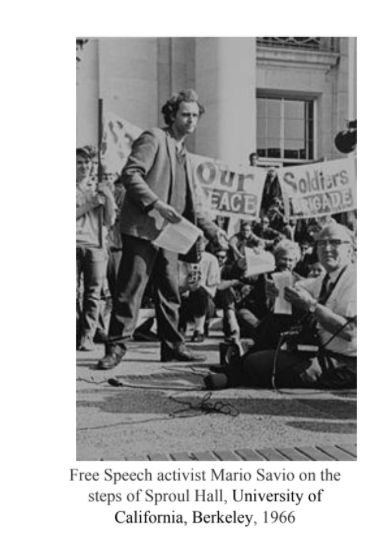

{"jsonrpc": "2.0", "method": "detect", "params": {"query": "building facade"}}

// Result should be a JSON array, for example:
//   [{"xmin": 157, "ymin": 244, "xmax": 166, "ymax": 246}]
[{"xmin": 76, "ymin": 37, "xmax": 356, "ymax": 166}]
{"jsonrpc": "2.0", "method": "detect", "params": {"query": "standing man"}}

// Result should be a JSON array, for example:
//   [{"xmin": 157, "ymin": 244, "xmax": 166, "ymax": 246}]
[
  {"xmin": 76, "ymin": 148, "xmax": 116, "ymax": 351},
  {"xmin": 98, "ymin": 89, "xmax": 227, "ymax": 369}
]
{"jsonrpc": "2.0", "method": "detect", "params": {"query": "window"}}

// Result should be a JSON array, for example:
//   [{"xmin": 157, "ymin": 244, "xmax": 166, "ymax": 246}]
[{"xmin": 257, "ymin": 97, "xmax": 315, "ymax": 164}]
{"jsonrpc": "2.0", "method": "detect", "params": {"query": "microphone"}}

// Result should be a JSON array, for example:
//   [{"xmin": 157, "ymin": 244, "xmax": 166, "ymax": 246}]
[{"xmin": 204, "ymin": 373, "xmax": 229, "ymax": 390}]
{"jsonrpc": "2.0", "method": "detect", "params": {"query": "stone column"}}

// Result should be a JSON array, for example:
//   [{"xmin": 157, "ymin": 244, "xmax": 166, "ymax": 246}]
[
  {"xmin": 195, "ymin": 38, "xmax": 256, "ymax": 165},
  {"xmin": 348, "ymin": 37, "xmax": 357, "ymax": 120},
  {"xmin": 76, "ymin": 39, "xmax": 100, "ymax": 147}
]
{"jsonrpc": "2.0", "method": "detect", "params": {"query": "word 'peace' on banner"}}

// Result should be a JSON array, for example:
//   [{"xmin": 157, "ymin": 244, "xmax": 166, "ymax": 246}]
[
  {"xmin": 279, "ymin": 158, "xmax": 357, "ymax": 219},
  {"xmin": 190, "ymin": 155, "xmax": 267, "ymax": 221}
]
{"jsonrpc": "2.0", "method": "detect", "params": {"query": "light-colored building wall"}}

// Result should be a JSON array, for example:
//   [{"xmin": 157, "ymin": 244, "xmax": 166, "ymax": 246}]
[
  {"xmin": 195, "ymin": 37, "xmax": 256, "ymax": 164},
  {"xmin": 77, "ymin": 37, "xmax": 159, "ymax": 147}
]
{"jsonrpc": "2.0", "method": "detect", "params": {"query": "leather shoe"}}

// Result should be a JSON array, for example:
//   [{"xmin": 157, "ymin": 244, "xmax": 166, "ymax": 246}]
[
  {"xmin": 161, "ymin": 346, "xmax": 206, "ymax": 362},
  {"xmin": 97, "ymin": 346, "xmax": 125, "ymax": 370}
]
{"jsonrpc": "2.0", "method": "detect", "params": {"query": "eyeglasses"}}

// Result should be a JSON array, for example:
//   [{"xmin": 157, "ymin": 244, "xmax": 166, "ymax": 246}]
[{"xmin": 317, "ymin": 239, "xmax": 350, "ymax": 248}]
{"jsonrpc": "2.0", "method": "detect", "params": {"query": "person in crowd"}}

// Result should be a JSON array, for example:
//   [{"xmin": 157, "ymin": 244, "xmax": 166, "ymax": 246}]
[
  {"xmin": 249, "ymin": 152, "xmax": 258, "ymax": 167},
  {"xmin": 235, "ymin": 239, "xmax": 303, "ymax": 343},
  {"xmin": 229, "ymin": 220, "xmax": 264, "ymax": 262},
  {"xmin": 97, "ymin": 89, "xmax": 227, "ymax": 370},
  {"xmin": 307, "ymin": 259, "xmax": 326, "ymax": 279},
  {"xmin": 76, "ymin": 148, "xmax": 116, "ymax": 351},
  {"xmin": 210, "ymin": 223, "xmax": 357, "ymax": 390},
  {"xmin": 253, "ymin": 214, "xmax": 283, "ymax": 250},
  {"xmin": 294, "ymin": 239, "xmax": 314, "ymax": 277},
  {"xmin": 179, "ymin": 237, "xmax": 220, "ymax": 342},
  {"xmin": 281, "ymin": 217, "xmax": 297, "ymax": 241},
  {"xmin": 266, "ymin": 197, "xmax": 286, "ymax": 232},
  {"xmin": 260, "ymin": 168, "xmax": 283, "ymax": 215},
  {"xmin": 106, "ymin": 175, "xmax": 126, "ymax": 303},
  {"xmin": 212, "ymin": 247, "xmax": 245, "ymax": 341}
]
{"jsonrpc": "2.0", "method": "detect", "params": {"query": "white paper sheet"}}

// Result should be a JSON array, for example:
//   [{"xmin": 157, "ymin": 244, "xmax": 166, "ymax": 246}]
[
  {"xmin": 272, "ymin": 271, "xmax": 294, "ymax": 314},
  {"xmin": 244, "ymin": 247, "xmax": 275, "ymax": 276},
  {"xmin": 153, "ymin": 217, "xmax": 202, "ymax": 254}
]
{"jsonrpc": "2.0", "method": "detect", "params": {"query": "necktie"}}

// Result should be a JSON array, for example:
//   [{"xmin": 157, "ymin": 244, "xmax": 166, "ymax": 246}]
[{"xmin": 318, "ymin": 274, "xmax": 332, "ymax": 304}]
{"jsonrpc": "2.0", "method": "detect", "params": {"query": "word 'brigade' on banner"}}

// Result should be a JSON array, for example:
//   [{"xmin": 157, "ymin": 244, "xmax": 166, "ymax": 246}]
[
  {"xmin": 279, "ymin": 158, "xmax": 357, "ymax": 219},
  {"xmin": 190, "ymin": 155, "xmax": 267, "ymax": 221}
]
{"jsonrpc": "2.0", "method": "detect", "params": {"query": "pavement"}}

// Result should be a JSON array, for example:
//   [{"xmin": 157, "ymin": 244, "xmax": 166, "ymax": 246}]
[{"xmin": 76, "ymin": 330, "xmax": 357, "ymax": 461}]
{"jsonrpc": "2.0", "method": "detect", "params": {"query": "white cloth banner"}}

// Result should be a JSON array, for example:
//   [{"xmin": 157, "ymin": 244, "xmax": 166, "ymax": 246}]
[
  {"xmin": 278, "ymin": 157, "xmax": 357, "ymax": 219},
  {"xmin": 101, "ymin": 113, "xmax": 142, "ymax": 175},
  {"xmin": 190, "ymin": 155, "xmax": 267, "ymax": 221}
]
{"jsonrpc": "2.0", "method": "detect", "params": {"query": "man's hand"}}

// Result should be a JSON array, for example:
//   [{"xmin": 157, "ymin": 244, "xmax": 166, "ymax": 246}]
[
  {"xmin": 91, "ymin": 194, "xmax": 106, "ymax": 207},
  {"xmin": 154, "ymin": 201, "xmax": 182, "ymax": 223},
  {"xmin": 97, "ymin": 181, "xmax": 113, "ymax": 198},
  {"xmin": 284, "ymin": 286, "xmax": 316, "ymax": 311}
]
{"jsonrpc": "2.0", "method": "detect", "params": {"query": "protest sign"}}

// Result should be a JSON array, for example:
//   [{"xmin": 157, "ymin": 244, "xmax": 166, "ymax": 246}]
[
  {"xmin": 101, "ymin": 112, "xmax": 142, "ymax": 174},
  {"xmin": 278, "ymin": 158, "xmax": 357, "ymax": 219},
  {"xmin": 190, "ymin": 155, "xmax": 267, "ymax": 220}
]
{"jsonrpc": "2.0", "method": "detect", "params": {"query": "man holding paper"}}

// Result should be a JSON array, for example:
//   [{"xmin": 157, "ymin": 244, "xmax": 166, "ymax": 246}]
[
  {"xmin": 98, "ymin": 89, "xmax": 226, "ymax": 370},
  {"xmin": 221, "ymin": 224, "xmax": 357, "ymax": 389}
]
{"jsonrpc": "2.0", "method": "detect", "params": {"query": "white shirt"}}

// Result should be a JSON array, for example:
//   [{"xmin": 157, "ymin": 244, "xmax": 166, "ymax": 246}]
[{"xmin": 299, "ymin": 264, "xmax": 357, "ymax": 356}]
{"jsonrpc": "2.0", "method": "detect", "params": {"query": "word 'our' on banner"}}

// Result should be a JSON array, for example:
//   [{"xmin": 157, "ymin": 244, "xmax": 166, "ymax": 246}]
[
  {"xmin": 190, "ymin": 155, "xmax": 267, "ymax": 221},
  {"xmin": 279, "ymin": 158, "xmax": 357, "ymax": 219}
]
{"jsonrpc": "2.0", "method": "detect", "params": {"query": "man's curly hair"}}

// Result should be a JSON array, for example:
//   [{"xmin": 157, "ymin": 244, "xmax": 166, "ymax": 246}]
[{"xmin": 161, "ymin": 89, "xmax": 205, "ymax": 126}]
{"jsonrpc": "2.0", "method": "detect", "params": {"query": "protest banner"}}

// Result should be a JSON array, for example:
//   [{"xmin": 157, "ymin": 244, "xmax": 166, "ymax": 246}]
[
  {"xmin": 190, "ymin": 155, "xmax": 267, "ymax": 221},
  {"xmin": 101, "ymin": 112, "xmax": 142, "ymax": 174},
  {"xmin": 278, "ymin": 157, "xmax": 357, "ymax": 219}
]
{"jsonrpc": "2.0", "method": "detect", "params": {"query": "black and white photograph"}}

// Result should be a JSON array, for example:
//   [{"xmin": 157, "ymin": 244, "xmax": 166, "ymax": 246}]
[{"xmin": 76, "ymin": 36, "xmax": 357, "ymax": 462}]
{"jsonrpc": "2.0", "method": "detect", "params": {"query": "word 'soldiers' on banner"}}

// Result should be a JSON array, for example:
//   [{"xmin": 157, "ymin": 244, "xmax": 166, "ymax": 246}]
[{"xmin": 279, "ymin": 158, "xmax": 356, "ymax": 219}]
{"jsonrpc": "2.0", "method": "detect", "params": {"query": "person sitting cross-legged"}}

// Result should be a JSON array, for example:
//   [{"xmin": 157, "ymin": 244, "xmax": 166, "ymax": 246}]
[{"xmin": 178, "ymin": 237, "xmax": 220, "ymax": 343}]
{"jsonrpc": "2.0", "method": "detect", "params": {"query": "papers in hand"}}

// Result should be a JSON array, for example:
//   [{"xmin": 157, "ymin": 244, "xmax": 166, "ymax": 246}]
[
  {"xmin": 272, "ymin": 271, "xmax": 293, "ymax": 315},
  {"xmin": 153, "ymin": 217, "xmax": 202, "ymax": 254},
  {"xmin": 244, "ymin": 247, "xmax": 275, "ymax": 276}
]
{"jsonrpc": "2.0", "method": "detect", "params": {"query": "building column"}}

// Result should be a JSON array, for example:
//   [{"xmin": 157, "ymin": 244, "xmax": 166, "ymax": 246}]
[
  {"xmin": 348, "ymin": 37, "xmax": 357, "ymax": 120},
  {"xmin": 195, "ymin": 38, "xmax": 256, "ymax": 165}
]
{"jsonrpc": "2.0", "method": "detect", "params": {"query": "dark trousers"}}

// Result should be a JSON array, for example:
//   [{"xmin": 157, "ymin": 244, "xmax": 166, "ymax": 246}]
[
  {"xmin": 76, "ymin": 245, "xmax": 108, "ymax": 341},
  {"xmin": 241, "ymin": 349, "xmax": 356, "ymax": 389},
  {"xmin": 107, "ymin": 247, "xmax": 122, "ymax": 304},
  {"xmin": 106, "ymin": 235, "xmax": 183, "ymax": 355},
  {"xmin": 179, "ymin": 286, "xmax": 215, "ymax": 328}
]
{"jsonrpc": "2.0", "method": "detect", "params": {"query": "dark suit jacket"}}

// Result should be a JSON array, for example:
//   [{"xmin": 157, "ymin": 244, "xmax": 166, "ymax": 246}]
[{"xmin": 119, "ymin": 127, "xmax": 219, "ymax": 242}]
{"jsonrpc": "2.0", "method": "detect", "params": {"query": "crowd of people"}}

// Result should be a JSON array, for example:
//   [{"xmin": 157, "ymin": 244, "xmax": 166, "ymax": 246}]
[{"xmin": 76, "ymin": 88, "xmax": 357, "ymax": 390}]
